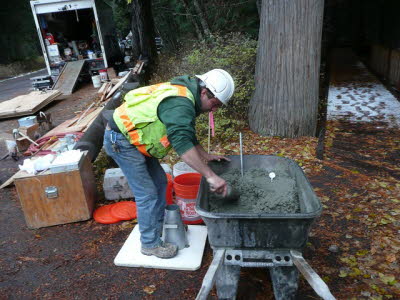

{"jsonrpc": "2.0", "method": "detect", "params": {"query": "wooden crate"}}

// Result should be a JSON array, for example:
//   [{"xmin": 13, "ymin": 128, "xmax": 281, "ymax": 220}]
[{"xmin": 14, "ymin": 154, "xmax": 97, "ymax": 229}]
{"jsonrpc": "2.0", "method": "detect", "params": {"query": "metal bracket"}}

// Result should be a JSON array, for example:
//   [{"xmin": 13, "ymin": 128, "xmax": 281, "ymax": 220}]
[
  {"xmin": 163, "ymin": 224, "xmax": 178, "ymax": 229},
  {"xmin": 45, "ymin": 186, "xmax": 58, "ymax": 199},
  {"xmin": 224, "ymin": 250, "xmax": 293, "ymax": 267}
]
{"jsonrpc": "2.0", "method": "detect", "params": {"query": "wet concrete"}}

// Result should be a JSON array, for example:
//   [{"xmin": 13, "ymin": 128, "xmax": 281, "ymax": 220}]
[{"xmin": 209, "ymin": 167, "xmax": 300, "ymax": 214}]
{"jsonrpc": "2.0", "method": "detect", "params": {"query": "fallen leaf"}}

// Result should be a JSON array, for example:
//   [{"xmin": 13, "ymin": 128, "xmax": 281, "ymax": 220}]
[
  {"xmin": 379, "ymin": 273, "xmax": 396, "ymax": 285},
  {"xmin": 143, "ymin": 285, "xmax": 156, "ymax": 295},
  {"xmin": 18, "ymin": 256, "xmax": 39, "ymax": 262},
  {"xmin": 386, "ymin": 254, "xmax": 396, "ymax": 263},
  {"xmin": 339, "ymin": 270, "xmax": 348, "ymax": 278},
  {"xmin": 356, "ymin": 250, "xmax": 368, "ymax": 256}
]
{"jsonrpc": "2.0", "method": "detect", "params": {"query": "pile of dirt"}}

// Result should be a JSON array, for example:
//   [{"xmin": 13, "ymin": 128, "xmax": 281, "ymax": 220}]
[{"xmin": 209, "ymin": 167, "xmax": 300, "ymax": 214}]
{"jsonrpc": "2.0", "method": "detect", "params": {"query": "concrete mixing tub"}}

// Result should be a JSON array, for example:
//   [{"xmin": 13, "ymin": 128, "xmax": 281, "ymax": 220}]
[
  {"xmin": 195, "ymin": 155, "xmax": 323, "ymax": 300},
  {"xmin": 196, "ymin": 155, "xmax": 321, "ymax": 249}
]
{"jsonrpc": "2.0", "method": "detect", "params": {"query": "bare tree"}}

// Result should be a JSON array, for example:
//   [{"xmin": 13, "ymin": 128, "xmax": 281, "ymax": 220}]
[
  {"xmin": 249, "ymin": 0, "xmax": 324, "ymax": 137},
  {"xmin": 180, "ymin": 0, "xmax": 204, "ymax": 40},
  {"xmin": 193, "ymin": 0, "xmax": 211, "ymax": 36}
]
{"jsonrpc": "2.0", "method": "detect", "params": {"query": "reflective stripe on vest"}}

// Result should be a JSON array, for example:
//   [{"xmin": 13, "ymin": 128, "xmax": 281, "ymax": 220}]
[{"xmin": 113, "ymin": 82, "xmax": 195, "ymax": 158}]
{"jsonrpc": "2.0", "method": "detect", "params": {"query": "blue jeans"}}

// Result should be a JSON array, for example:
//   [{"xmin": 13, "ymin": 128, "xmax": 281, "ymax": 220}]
[{"xmin": 103, "ymin": 129, "xmax": 167, "ymax": 248}]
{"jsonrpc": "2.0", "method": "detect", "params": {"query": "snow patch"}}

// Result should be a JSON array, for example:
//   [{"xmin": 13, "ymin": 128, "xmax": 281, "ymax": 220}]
[{"xmin": 327, "ymin": 65, "xmax": 400, "ymax": 128}]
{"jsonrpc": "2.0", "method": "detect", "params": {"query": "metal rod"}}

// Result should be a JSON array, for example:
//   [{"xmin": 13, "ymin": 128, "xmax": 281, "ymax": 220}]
[
  {"xmin": 13, "ymin": 129, "xmax": 39, "ymax": 146},
  {"xmin": 239, "ymin": 132, "xmax": 243, "ymax": 177}
]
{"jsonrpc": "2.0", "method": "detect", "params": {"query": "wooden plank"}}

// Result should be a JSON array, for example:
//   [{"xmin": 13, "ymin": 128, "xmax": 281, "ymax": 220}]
[
  {"xmin": 0, "ymin": 171, "xmax": 22, "ymax": 189},
  {"xmin": 97, "ymin": 82, "xmax": 108, "ymax": 94},
  {"xmin": 107, "ymin": 67, "xmax": 117, "ymax": 80},
  {"xmin": 43, "ymin": 107, "xmax": 102, "ymax": 137},
  {"xmin": 106, "ymin": 70, "xmax": 132, "ymax": 99},
  {"xmin": 53, "ymin": 60, "xmax": 85, "ymax": 95},
  {"xmin": 51, "ymin": 63, "xmax": 66, "ymax": 90},
  {"xmin": 0, "ymin": 90, "xmax": 62, "ymax": 119}
]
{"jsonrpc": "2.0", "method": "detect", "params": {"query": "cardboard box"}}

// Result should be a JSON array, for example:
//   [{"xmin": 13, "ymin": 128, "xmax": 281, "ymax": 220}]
[
  {"xmin": 47, "ymin": 44, "xmax": 59, "ymax": 56},
  {"xmin": 14, "ymin": 153, "xmax": 97, "ymax": 229}
]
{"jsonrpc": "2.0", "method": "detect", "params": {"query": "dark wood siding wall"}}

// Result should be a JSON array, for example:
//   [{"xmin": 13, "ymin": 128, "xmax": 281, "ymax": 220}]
[{"xmin": 370, "ymin": 45, "xmax": 400, "ymax": 90}]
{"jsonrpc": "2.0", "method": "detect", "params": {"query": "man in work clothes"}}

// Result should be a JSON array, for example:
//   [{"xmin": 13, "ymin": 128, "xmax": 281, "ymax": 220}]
[{"xmin": 104, "ymin": 69, "xmax": 235, "ymax": 258}]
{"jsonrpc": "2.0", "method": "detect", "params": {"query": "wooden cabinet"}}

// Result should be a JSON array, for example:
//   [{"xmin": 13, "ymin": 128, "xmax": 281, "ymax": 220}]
[{"xmin": 14, "ymin": 154, "xmax": 97, "ymax": 229}]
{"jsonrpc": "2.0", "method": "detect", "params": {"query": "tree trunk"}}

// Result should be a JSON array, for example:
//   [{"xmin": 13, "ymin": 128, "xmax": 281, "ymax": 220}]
[
  {"xmin": 130, "ymin": 9, "xmax": 141, "ymax": 60},
  {"xmin": 249, "ymin": 0, "xmax": 324, "ymax": 138},
  {"xmin": 192, "ymin": 0, "xmax": 211, "ymax": 36},
  {"xmin": 131, "ymin": 0, "xmax": 157, "ymax": 64},
  {"xmin": 181, "ymin": 0, "xmax": 204, "ymax": 40},
  {"xmin": 256, "ymin": 0, "xmax": 262, "ymax": 17}
]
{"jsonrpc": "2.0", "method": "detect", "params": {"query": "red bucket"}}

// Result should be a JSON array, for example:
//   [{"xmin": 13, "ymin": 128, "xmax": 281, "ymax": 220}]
[
  {"xmin": 173, "ymin": 173, "xmax": 203, "ymax": 224},
  {"xmin": 166, "ymin": 173, "xmax": 173, "ymax": 205}
]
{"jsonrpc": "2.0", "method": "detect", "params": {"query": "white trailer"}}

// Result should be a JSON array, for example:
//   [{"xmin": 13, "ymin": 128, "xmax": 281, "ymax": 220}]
[{"xmin": 30, "ymin": 0, "xmax": 113, "ymax": 77}]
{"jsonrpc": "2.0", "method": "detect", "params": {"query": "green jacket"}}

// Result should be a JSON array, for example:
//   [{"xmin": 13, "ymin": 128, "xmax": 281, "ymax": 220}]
[{"xmin": 158, "ymin": 75, "xmax": 202, "ymax": 155}]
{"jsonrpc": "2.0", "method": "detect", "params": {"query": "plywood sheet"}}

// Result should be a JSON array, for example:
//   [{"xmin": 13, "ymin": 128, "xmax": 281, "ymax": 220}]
[
  {"xmin": 53, "ymin": 60, "xmax": 85, "ymax": 95},
  {"xmin": 0, "ymin": 90, "xmax": 61, "ymax": 119}
]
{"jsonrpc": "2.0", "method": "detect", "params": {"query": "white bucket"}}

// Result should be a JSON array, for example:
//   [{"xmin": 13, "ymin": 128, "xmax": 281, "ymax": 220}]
[
  {"xmin": 91, "ymin": 75, "xmax": 101, "ymax": 88},
  {"xmin": 161, "ymin": 163, "xmax": 172, "ymax": 175},
  {"xmin": 173, "ymin": 162, "xmax": 199, "ymax": 177}
]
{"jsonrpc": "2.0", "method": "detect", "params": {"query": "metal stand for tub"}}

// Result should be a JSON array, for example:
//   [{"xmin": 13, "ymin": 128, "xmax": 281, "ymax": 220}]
[
  {"xmin": 195, "ymin": 155, "xmax": 336, "ymax": 300},
  {"xmin": 196, "ymin": 248, "xmax": 335, "ymax": 300}
]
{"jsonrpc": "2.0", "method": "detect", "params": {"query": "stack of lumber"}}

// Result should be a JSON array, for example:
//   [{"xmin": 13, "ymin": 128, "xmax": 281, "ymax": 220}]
[
  {"xmin": 99, "ymin": 59, "xmax": 145, "ymax": 100},
  {"xmin": 0, "ymin": 105, "xmax": 102, "ymax": 190},
  {"xmin": 43, "ymin": 107, "xmax": 103, "ymax": 138},
  {"xmin": 0, "ymin": 90, "xmax": 61, "ymax": 119},
  {"xmin": 105, "ymin": 70, "xmax": 132, "ymax": 100}
]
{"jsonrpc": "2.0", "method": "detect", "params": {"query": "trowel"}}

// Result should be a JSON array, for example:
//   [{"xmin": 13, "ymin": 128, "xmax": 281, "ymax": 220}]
[
  {"xmin": 211, "ymin": 183, "xmax": 240, "ymax": 201},
  {"xmin": 222, "ymin": 184, "xmax": 240, "ymax": 201}
]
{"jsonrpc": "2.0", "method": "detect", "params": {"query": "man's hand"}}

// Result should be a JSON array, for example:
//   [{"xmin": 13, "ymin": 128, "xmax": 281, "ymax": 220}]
[
  {"xmin": 195, "ymin": 145, "xmax": 230, "ymax": 162},
  {"xmin": 204, "ymin": 153, "xmax": 231, "ymax": 162},
  {"xmin": 207, "ymin": 175, "xmax": 227, "ymax": 196}
]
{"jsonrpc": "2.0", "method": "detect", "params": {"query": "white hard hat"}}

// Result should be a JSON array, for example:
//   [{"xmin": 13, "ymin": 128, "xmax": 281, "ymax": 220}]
[{"xmin": 195, "ymin": 69, "xmax": 235, "ymax": 105}]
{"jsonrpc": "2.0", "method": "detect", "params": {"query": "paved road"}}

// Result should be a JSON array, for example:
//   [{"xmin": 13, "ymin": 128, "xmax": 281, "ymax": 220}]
[{"xmin": 0, "ymin": 69, "xmax": 47, "ymax": 102}]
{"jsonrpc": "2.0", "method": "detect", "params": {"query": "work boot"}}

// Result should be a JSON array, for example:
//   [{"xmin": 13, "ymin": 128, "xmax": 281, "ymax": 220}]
[{"xmin": 141, "ymin": 242, "xmax": 178, "ymax": 259}]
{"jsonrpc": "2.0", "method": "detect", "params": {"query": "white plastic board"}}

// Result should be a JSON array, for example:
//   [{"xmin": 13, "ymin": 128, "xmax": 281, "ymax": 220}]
[{"xmin": 114, "ymin": 225, "xmax": 208, "ymax": 271}]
